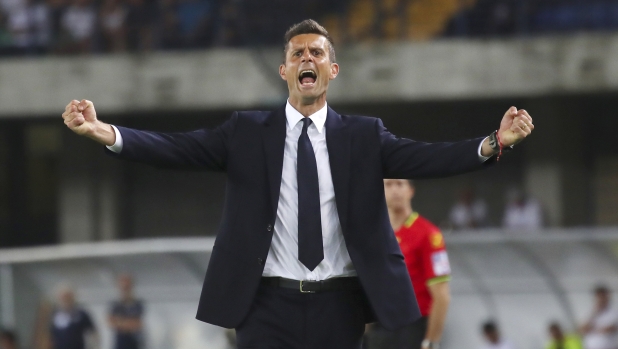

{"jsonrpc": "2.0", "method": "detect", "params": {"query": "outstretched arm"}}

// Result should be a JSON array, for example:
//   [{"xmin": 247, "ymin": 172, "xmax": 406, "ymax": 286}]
[
  {"xmin": 380, "ymin": 107, "xmax": 534, "ymax": 179},
  {"xmin": 61, "ymin": 99, "xmax": 236, "ymax": 171}
]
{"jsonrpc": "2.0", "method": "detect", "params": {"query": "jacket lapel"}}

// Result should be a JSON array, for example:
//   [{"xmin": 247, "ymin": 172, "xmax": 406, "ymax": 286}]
[
  {"xmin": 325, "ymin": 107, "xmax": 351, "ymax": 234},
  {"xmin": 262, "ymin": 105, "xmax": 287, "ymax": 218}
]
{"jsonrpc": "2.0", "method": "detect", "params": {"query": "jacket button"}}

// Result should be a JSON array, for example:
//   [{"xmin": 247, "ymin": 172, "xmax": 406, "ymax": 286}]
[
  {"xmin": 257, "ymin": 258, "xmax": 264, "ymax": 265},
  {"xmin": 266, "ymin": 224, "xmax": 273, "ymax": 232}
]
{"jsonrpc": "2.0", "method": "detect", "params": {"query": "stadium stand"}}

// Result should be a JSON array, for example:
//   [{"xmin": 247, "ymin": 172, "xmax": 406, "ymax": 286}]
[{"xmin": 3, "ymin": 0, "xmax": 618, "ymax": 57}]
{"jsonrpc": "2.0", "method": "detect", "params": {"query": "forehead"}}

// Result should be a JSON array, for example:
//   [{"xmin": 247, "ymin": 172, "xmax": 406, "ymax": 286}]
[{"xmin": 287, "ymin": 34, "xmax": 329, "ymax": 51}]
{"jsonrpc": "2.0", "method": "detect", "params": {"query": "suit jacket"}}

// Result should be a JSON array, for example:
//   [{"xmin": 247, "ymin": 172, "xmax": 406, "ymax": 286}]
[{"xmin": 107, "ymin": 105, "xmax": 492, "ymax": 330}]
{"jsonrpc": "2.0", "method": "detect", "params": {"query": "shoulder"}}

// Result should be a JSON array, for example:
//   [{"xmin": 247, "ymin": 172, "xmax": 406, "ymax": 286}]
[
  {"xmin": 339, "ymin": 114, "xmax": 381, "ymax": 128},
  {"xmin": 235, "ymin": 110, "xmax": 271, "ymax": 123},
  {"xmin": 414, "ymin": 215, "xmax": 441, "ymax": 235},
  {"xmin": 415, "ymin": 215, "xmax": 447, "ymax": 249}
]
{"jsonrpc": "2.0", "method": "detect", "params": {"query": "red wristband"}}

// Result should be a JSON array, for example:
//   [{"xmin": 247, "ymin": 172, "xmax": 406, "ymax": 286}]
[{"xmin": 496, "ymin": 130, "xmax": 503, "ymax": 161}]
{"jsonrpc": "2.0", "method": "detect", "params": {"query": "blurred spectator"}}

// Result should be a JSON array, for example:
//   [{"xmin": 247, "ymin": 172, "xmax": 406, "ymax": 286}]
[
  {"xmin": 502, "ymin": 188, "xmax": 543, "ymax": 230},
  {"xmin": 546, "ymin": 321, "xmax": 582, "ymax": 349},
  {"xmin": 580, "ymin": 285, "xmax": 618, "ymax": 349},
  {"xmin": 50, "ymin": 284, "xmax": 98, "ymax": 349},
  {"xmin": 175, "ymin": 0, "xmax": 214, "ymax": 48},
  {"xmin": 449, "ymin": 187, "xmax": 487, "ymax": 229},
  {"xmin": 487, "ymin": 0, "xmax": 516, "ymax": 36},
  {"xmin": 0, "ymin": 12, "xmax": 14, "ymax": 53},
  {"xmin": 125, "ymin": 0, "xmax": 156, "ymax": 51},
  {"xmin": 99, "ymin": 0, "xmax": 126, "ymax": 52},
  {"xmin": 29, "ymin": 0, "xmax": 51, "ymax": 54},
  {"xmin": 214, "ymin": 0, "xmax": 242, "ymax": 47},
  {"xmin": 108, "ymin": 274, "xmax": 144, "ymax": 349},
  {"xmin": 0, "ymin": 329, "xmax": 18, "ymax": 349},
  {"xmin": 158, "ymin": 0, "xmax": 181, "ymax": 50},
  {"xmin": 481, "ymin": 321, "xmax": 515, "ymax": 349},
  {"xmin": 46, "ymin": 0, "xmax": 67, "ymax": 50},
  {"xmin": 59, "ymin": 0, "xmax": 96, "ymax": 54}
]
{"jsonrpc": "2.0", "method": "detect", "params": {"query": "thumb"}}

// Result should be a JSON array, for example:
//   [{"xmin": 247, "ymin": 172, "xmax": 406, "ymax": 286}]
[{"xmin": 509, "ymin": 106, "xmax": 518, "ymax": 116}]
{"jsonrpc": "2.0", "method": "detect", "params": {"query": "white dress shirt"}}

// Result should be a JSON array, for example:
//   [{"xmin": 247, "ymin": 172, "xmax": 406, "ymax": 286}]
[
  {"xmin": 107, "ymin": 102, "xmax": 490, "ymax": 281},
  {"xmin": 261, "ymin": 102, "xmax": 356, "ymax": 281}
]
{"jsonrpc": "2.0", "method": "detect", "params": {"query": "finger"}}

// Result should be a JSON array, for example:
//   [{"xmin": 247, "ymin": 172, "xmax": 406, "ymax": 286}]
[
  {"xmin": 512, "ymin": 127, "xmax": 527, "ymax": 138},
  {"xmin": 518, "ymin": 109, "xmax": 533, "ymax": 123},
  {"xmin": 68, "ymin": 114, "xmax": 85, "ymax": 128},
  {"xmin": 505, "ymin": 106, "xmax": 518, "ymax": 119},
  {"xmin": 64, "ymin": 111, "xmax": 80, "ymax": 124},
  {"xmin": 79, "ymin": 99, "xmax": 94, "ymax": 112}
]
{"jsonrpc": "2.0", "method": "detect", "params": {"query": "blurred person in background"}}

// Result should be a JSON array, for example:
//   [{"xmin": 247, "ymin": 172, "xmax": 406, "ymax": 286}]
[
  {"xmin": 61, "ymin": 19, "xmax": 534, "ymax": 348},
  {"xmin": 125, "ymin": 0, "xmax": 155, "ymax": 51},
  {"xmin": 546, "ymin": 321, "xmax": 582, "ymax": 349},
  {"xmin": 28, "ymin": 0, "xmax": 51, "ymax": 54},
  {"xmin": 46, "ymin": 0, "xmax": 67, "ymax": 52},
  {"xmin": 502, "ymin": 187, "xmax": 543, "ymax": 230},
  {"xmin": 448, "ymin": 187, "xmax": 488, "ymax": 229},
  {"xmin": 59, "ymin": 0, "xmax": 95, "ymax": 53},
  {"xmin": 99, "ymin": 0, "xmax": 126, "ymax": 52},
  {"xmin": 0, "ymin": 329, "xmax": 18, "ymax": 349},
  {"xmin": 50, "ymin": 284, "xmax": 98, "ymax": 349},
  {"xmin": 580, "ymin": 285, "xmax": 618, "ymax": 349},
  {"xmin": 366, "ymin": 179, "xmax": 450, "ymax": 349},
  {"xmin": 108, "ymin": 274, "xmax": 144, "ymax": 349},
  {"xmin": 214, "ymin": 0, "xmax": 243, "ymax": 47},
  {"xmin": 0, "ymin": 11, "xmax": 14, "ymax": 52},
  {"xmin": 175, "ymin": 0, "xmax": 214, "ymax": 48},
  {"xmin": 481, "ymin": 321, "xmax": 515, "ymax": 349}
]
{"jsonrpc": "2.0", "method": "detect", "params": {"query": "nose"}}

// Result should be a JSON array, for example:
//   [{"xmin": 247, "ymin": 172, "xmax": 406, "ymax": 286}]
[{"xmin": 301, "ymin": 49, "xmax": 313, "ymax": 63}]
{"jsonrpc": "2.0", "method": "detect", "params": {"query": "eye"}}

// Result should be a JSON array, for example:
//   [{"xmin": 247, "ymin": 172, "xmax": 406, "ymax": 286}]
[
  {"xmin": 293, "ymin": 51, "xmax": 301, "ymax": 57},
  {"xmin": 313, "ymin": 50, "xmax": 321, "ymax": 56}
]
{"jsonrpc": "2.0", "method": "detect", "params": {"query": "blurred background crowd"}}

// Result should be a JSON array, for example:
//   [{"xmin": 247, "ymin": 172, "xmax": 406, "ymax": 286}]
[{"xmin": 2, "ymin": 0, "xmax": 618, "ymax": 56}]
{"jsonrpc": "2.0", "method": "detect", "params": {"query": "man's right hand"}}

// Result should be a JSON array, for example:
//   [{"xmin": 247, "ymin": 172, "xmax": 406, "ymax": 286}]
[{"xmin": 62, "ymin": 99, "xmax": 116, "ymax": 146}]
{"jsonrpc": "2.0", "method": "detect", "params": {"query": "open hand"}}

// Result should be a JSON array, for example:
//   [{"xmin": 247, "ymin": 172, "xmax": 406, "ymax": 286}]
[{"xmin": 498, "ymin": 107, "xmax": 534, "ymax": 147}]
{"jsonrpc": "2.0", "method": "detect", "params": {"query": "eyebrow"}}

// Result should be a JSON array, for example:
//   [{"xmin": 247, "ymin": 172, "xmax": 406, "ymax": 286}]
[{"xmin": 290, "ymin": 46, "xmax": 325, "ymax": 53}]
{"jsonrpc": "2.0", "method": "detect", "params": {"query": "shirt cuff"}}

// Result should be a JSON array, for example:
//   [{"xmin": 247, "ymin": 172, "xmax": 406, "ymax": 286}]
[
  {"xmin": 478, "ymin": 137, "xmax": 491, "ymax": 162},
  {"xmin": 106, "ymin": 125, "xmax": 123, "ymax": 153}
]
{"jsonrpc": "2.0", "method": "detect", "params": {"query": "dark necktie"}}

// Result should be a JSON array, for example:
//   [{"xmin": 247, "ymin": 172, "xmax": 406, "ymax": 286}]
[{"xmin": 297, "ymin": 118, "xmax": 323, "ymax": 271}]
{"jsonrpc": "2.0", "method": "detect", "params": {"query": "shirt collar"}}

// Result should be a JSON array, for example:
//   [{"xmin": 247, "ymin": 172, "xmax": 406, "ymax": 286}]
[{"xmin": 285, "ymin": 100, "xmax": 327, "ymax": 133}]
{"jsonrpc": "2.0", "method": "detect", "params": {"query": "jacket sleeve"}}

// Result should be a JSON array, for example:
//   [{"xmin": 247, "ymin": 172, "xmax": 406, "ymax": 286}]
[
  {"xmin": 105, "ymin": 111, "xmax": 238, "ymax": 172},
  {"xmin": 377, "ymin": 118, "xmax": 494, "ymax": 179}
]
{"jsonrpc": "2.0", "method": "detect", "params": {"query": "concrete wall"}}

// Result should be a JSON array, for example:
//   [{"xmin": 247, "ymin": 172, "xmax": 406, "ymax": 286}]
[{"xmin": 1, "ymin": 33, "xmax": 618, "ymax": 118}]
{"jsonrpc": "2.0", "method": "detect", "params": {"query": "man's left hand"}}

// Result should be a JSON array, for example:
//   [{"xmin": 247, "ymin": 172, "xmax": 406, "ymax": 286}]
[{"xmin": 498, "ymin": 106, "xmax": 534, "ymax": 147}]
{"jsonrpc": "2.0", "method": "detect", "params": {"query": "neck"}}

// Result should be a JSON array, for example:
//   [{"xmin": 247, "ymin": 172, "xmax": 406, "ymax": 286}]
[
  {"xmin": 288, "ymin": 94, "xmax": 327, "ymax": 117},
  {"xmin": 388, "ymin": 206, "xmax": 413, "ymax": 230}
]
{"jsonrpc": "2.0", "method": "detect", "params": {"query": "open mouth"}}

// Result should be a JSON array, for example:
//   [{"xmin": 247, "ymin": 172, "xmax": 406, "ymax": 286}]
[{"xmin": 298, "ymin": 69, "xmax": 317, "ymax": 86}]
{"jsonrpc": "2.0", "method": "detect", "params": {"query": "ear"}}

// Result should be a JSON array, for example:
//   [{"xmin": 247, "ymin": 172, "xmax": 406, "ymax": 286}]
[
  {"xmin": 279, "ymin": 64, "xmax": 287, "ymax": 81},
  {"xmin": 329, "ymin": 63, "xmax": 339, "ymax": 80}
]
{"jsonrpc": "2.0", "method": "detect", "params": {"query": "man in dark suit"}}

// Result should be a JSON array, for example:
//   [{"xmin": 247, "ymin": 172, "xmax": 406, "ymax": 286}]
[{"xmin": 61, "ymin": 19, "xmax": 533, "ymax": 349}]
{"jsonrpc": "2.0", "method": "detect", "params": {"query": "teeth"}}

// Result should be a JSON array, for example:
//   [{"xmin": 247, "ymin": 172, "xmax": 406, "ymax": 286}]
[{"xmin": 300, "ymin": 70, "xmax": 316, "ymax": 77}]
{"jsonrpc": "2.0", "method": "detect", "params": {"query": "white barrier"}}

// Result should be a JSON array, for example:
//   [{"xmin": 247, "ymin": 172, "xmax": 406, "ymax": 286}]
[{"xmin": 1, "ymin": 230, "xmax": 618, "ymax": 349}]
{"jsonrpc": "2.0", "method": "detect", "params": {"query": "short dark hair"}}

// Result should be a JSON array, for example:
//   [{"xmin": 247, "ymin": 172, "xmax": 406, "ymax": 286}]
[{"xmin": 283, "ymin": 19, "xmax": 336, "ymax": 63}]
